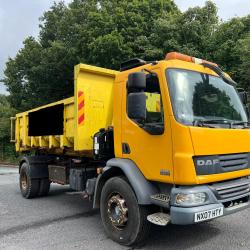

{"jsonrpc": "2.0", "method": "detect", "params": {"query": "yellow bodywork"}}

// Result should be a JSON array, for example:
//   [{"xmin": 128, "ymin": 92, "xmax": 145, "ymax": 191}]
[
  {"xmin": 113, "ymin": 59, "xmax": 250, "ymax": 185},
  {"xmin": 15, "ymin": 64, "xmax": 117, "ymax": 156},
  {"xmin": 14, "ymin": 58, "xmax": 250, "ymax": 186},
  {"xmin": 15, "ymin": 97, "xmax": 74, "ymax": 152}
]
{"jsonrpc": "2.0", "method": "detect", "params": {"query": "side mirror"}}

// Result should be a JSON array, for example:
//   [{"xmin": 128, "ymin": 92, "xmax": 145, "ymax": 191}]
[
  {"xmin": 127, "ymin": 92, "xmax": 146, "ymax": 121},
  {"xmin": 127, "ymin": 72, "xmax": 146, "ymax": 92},
  {"xmin": 237, "ymin": 88, "xmax": 248, "ymax": 105}
]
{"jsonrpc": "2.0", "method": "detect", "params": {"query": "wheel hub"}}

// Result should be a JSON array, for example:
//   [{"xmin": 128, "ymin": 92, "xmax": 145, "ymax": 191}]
[
  {"xmin": 20, "ymin": 172, "xmax": 28, "ymax": 190},
  {"xmin": 107, "ymin": 194, "xmax": 128, "ymax": 228}
]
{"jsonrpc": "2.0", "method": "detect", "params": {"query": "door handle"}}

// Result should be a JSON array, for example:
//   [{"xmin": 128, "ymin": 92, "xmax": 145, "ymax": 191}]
[{"xmin": 122, "ymin": 143, "xmax": 131, "ymax": 154}]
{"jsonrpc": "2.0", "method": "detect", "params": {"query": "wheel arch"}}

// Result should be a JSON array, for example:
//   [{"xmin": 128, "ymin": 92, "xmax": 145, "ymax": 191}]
[
  {"xmin": 19, "ymin": 155, "xmax": 53, "ymax": 179},
  {"xmin": 93, "ymin": 158, "xmax": 157, "ymax": 208},
  {"xmin": 19, "ymin": 158, "xmax": 26, "ymax": 173}
]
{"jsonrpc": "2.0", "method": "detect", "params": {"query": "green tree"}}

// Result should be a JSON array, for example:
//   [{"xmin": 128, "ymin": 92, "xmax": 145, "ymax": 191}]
[
  {"xmin": 3, "ymin": 0, "xmax": 250, "ymax": 112},
  {"xmin": 211, "ymin": 15, "xmax": 250, "ymax": 86},
  {"xmin": 4, "ymin": 37, "xmax": 43, "ymax": 110},
  {"xmin": 0, "ymin": 95, "xmax": 16, "ymax": 161},
  {"xmin": 234, "ymin": 34, "xmax": 250, "ymax": 90},
  {"xmin": 150, "ymin": 1, "xmax": 219, "ymax": 59},
  {"xmin": 3, "ymin": 0, "xmax": 178, "ymax": 111}
]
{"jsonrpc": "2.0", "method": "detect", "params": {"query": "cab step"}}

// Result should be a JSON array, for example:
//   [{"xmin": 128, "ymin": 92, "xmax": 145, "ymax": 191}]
[{"xmin": 147, "ymin": 212, "xmax": 170, "ymax": 226}]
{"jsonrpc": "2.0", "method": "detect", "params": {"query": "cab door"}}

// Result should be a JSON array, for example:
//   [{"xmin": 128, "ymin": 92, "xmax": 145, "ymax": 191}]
[{"xmin": 121, "ymin": 68, "xmax": 173, "ymax": 183}]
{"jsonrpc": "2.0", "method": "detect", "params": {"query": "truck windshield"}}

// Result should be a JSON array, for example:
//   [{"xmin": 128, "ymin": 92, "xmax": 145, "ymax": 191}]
[{"xmin": 166, "ymin": 68, "xmax": 248, "ymax": 127}]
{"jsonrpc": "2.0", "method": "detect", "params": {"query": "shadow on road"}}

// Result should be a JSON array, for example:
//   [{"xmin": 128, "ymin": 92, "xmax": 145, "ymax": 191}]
[
  {"xmin": 8, "ymin": 179, "xmax": 221, "ymax": 249},
  {"xmin": 142, "ymin": 222, "xmax": 220, "ymax": 249}
]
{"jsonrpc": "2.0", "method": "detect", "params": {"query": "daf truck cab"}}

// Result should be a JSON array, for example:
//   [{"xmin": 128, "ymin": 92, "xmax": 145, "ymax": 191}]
[{"xmin": 14, "ymin": 52, "xmax": 250, "ymax": 246}]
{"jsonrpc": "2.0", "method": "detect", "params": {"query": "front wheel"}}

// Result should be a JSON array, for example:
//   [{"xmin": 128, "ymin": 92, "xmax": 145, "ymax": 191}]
[{"xmin": 100, "ymin": 176, "xmax": 151, "ymax": 246}]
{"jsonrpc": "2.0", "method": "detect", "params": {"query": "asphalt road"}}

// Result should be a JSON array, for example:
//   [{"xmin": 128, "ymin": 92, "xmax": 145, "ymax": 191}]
[{"xmin": 1, "ymin": 165, "xmax": 250, "ymax": 250}]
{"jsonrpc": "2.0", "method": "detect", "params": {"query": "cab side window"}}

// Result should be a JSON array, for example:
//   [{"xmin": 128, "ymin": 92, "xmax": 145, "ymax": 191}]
[
  {"xmin": 145, "ymin": 74, "xmax": 164, "ymax": 124},
  {"xmin": 127, "ymin": 71, "xmax": 164, "ymax": 135}
]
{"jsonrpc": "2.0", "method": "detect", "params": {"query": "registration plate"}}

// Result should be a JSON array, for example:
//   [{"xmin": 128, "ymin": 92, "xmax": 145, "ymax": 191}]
[{"xmin": 194, "ymin": 207, "xmax": 223, "ymax": 222}]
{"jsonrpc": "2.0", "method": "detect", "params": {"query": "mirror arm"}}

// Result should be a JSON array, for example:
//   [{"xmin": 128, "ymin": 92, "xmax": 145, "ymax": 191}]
[
  {"xmin": 201, "ymin": 62, "xmax": 237, "ymax": 86},
  {"xmin": 141, "ymin": 68, "xmax": 157, "ymax": 78}
]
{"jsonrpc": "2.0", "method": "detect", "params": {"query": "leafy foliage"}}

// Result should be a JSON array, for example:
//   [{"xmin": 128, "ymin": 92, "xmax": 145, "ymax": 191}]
[
  {"xmin": 231, "ymin": 33, "xmax": 250, "ymax": 90},
  {"xmin": 0, "ymin": 95, "xmax": 16, "ymax": 140},
  {"xmin": 3, "ymin": 0, "xmax": 178, "ymax": 111},
  {"xmin": 2, "ymin": 0, "xmax": 250, "ymax": 110},
  {"xmin": 0, "ymin": 95, "xmax": 16, "ymax": 162},
  {"xmin": 211, "ymin": 15, "xmax": 250, "ymax": 86},
  {"xmin": 150, "ymin": 1, "xmax": 219, "ymax": 59}
]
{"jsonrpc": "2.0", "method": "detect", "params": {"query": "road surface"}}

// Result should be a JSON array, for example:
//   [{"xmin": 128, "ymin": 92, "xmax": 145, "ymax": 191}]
[{"xmin": 0, "ymin": 165, "xmax": 250, "ymax": 250}]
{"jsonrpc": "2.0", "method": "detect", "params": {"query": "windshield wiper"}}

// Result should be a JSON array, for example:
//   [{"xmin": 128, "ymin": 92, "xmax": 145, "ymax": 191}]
[
  {"xmin": 194, "ymin": 119, "xmax": 250, "ymax": 128},
  {"xmin": 231, "ymin": 121, "xmax": 250, "ymax": 128},
  {"xmin": 193, "ymin": 119, "xmax": 234, "ymax": 128},
  {"xmin": 193, "ymin": 119, "xmax": 217, "ymax": 128},
  {"xmin": 231, "ymin": 121, "xmax": 247, "ymax": 125},
  {"xmin": 208, "ymin": 119, "xmax": 250, "ymax": 128},
  {"xmin": 202, "ymin": 119, "xmax": 231, "ymax": 124}
]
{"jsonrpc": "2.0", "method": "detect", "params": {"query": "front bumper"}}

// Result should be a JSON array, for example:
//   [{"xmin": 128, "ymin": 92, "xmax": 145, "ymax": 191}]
[
  {"xmin": 171, "ymin": 202, "xmax": 250, "ymax": 225},
  {"xmin": 170, "ymin": 178, "xmax": 250, "ymax": 225}
]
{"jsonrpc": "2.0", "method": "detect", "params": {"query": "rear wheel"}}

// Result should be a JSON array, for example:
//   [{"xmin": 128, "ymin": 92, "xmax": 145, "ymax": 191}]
[
  {"xmin": 100, "ymin": 176, "xmax": 151, "ymax": 246},
  {"xmin": 19, "ymin": 163, "xmax": 40, "ymax": 199}
]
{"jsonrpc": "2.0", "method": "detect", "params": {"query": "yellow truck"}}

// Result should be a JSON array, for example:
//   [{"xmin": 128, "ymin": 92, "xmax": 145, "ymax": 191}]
[{"xmin": 12, "ymin": 52, "xmax": 250, "ymax": 246}]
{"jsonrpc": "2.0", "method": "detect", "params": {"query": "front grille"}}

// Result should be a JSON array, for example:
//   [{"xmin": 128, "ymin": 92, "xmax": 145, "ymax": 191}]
[
  {"xmin": 219, "ymin": 153, "xmax": 248, "ymax": 169},
  {"xmin": 194, "ymin": 152, "xmax": 250, "ymax": 175},
  {"xmin": 210, "ymin": 178, "xmax": 250, "ymax": 201}
]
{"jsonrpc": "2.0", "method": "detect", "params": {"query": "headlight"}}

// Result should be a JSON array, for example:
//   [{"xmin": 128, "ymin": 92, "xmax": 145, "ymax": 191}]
[{"xmin": 175, "ymin": 192, "xmax": 206, "ymax": 206}]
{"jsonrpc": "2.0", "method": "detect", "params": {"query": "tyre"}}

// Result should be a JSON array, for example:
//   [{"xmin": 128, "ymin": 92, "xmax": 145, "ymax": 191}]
[
  {"xmin": 38, "ymin": 179, "xmax": 50, "ymax": 197},
  {"xmin": 100, "ymin": 176, "xmax": 151, "ymax": 246},
  {"xmin": 19, "ymin": 162, "xmax": 40, "ymax": 199}
]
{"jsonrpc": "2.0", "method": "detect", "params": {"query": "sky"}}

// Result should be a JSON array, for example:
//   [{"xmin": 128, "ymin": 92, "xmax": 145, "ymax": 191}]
[{"xmin": 0, "ymin": 0, "xmax": 250, "ymax": 95}]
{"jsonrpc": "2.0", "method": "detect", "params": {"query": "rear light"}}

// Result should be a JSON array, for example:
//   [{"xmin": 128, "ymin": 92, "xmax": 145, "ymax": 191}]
[{"xmin": 165, "ymin": 52, "xmax": 218, "ymax": 67}]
